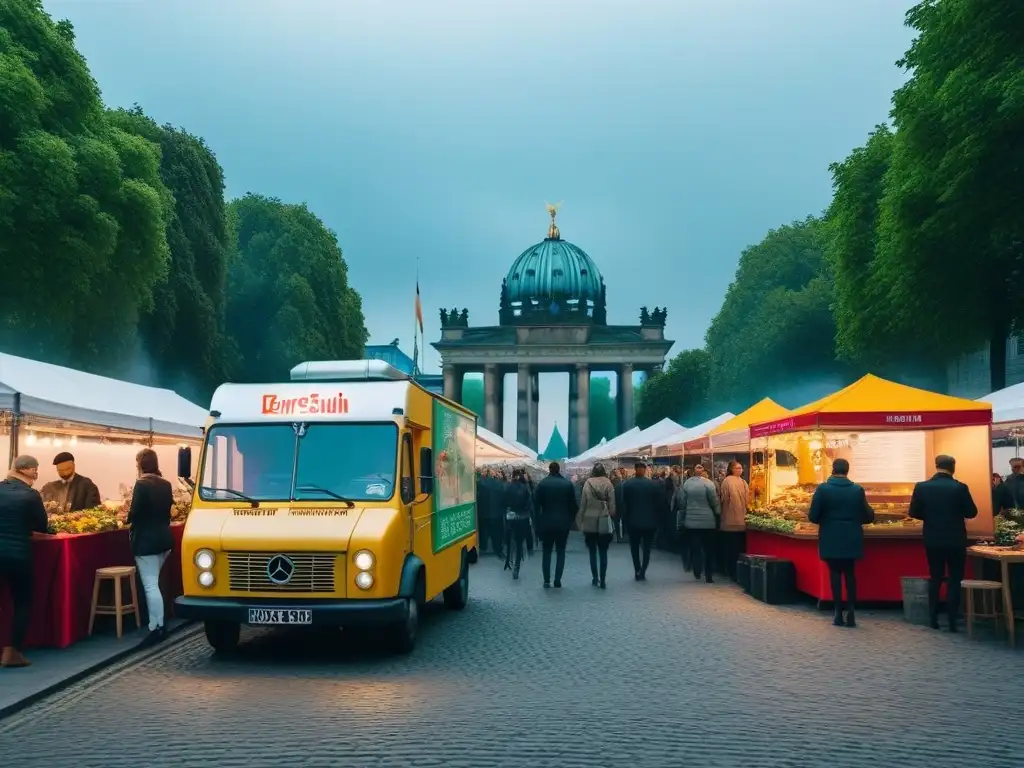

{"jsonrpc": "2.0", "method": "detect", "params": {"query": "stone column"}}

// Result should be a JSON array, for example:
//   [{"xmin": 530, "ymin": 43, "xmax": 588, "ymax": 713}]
[
  {"xmin": 517, "ymin": 363, "xmax": 531, "ymax": 446},
  {"xmin": 618, "ymin": 363, "xmax": 634, "ymax": 433},
  {"xmin": 575, "ymin": 363, "xmax": 590, "ymax": 454},
  {"xmin": 442, "ymin": 364, "xmax": 457, "ymax": 402},
  {"xmin": 484, "ymin": 364, "xmax": 501, "ymax": 434},
  {"xmin": 567, "ymin": 368, "xmax": 579, "ymax": 457},
  {"xmin": 529, "ymin": 369, "xmax": 540, "ymax": 451}
]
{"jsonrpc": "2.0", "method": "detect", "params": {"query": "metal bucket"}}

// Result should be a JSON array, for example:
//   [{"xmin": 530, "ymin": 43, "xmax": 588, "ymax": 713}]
[{"xmin": 901, "ymin": 577, "xmax": 931, "ymax": 626}]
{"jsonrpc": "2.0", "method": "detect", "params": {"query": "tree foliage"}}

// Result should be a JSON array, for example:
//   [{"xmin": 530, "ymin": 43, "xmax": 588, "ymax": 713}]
[
  {"xmin": 635, "ymin": 349, "xmax": 712, "ymax": 429},
  {"xmin": 541, "ymin": 423, "xmax": 568, "ymax": 461},
  {"xmin": 461, "ymin": 376, "xmax": 483, "ymax": 417},
  {"xmin": 226, "ymin": 194, "xmax": 367, "ymax": 382},
  {"xmin": 704, "ymin": 218, "xmax": 842, "ymax": 409},
  {"xmin": 589, "ymin": 375, "xmax": 617, "ymax": 446},
  {"xmin": 841, "ymin": 0, "xmax": 1024, "ymax": 390},
  {"xmin": 0, "ymin": 1, "xmax": 170, "ymax": 371}
]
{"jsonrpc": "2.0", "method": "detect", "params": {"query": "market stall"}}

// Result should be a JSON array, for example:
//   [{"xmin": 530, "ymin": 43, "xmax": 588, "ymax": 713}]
[
  {"xmin": 649, "ymin": 412, "xmax": 735, "ymax": 466},
  {"xmin": 593, "ymin": 418, "xmax": 685, "ymax": 462},
  {"xmin": 0, "ymin": 352, "xmax": 206, "ymax": 647},
  {"xmin": 683, "ymin": 398, "xmax": 788, "ymax": 484},
  {"xmin": 744, "ymin": 374, "xmax": 993, "ymax": 603}
]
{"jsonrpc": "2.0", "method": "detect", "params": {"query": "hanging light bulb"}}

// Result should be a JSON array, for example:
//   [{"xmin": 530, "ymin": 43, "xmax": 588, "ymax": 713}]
[
  {"xmin": 53, "ymin": 437, "xmax": 63, "ymax": 448},
  {"xmin": 25, "ymin": 433, "xmax": 36, "ymax": 446},
  {"xmin": 69, "ymin": 435, "xmax": 78, "ymax": 446}
]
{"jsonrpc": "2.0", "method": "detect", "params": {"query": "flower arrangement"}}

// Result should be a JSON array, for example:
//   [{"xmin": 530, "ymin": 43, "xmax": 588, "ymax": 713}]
[
  {"xmin": 745, "ymin": 512, "xmax": 797, "ymax": 534},
  {"xmin": 995, "ymin": 513, "xmax": 1022, "ymax": 546},
  {"xmin": 45, "ymin": 483, "xmax": 192, "ymax": 535}
]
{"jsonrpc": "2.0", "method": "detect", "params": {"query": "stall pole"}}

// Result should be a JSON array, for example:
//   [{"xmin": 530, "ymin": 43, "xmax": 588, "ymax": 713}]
[
  {"xmin": 147, "ymin": 417, "xmax": 154, "ymax": 448},
  {"xmin": 8, "ymin": 393, "xmax": 21, "ymax": 468}
]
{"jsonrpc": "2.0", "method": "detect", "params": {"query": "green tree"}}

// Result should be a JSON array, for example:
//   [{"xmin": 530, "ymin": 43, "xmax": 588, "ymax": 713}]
[
  {"xmin": 589, "ymin": 375, "xmax": 617, "ymax": 447},
  {"xmin": 461, "ymin": 375, "xmax": 483, "ymax": 416},
  {"xmin": 870, "ymin": 0, "xmax": 1024, "ymax": 390},
  {"xmin": 0, "ymin": 2, "xmax": 170, "ymax": 370},
  {"xmin": 226, "ymin": 194, "xmax": 367, "ymax": 381},
  {"xmin": 705, "ymin": 217, "xmax": 842, "ymax": 408},
  {"xmin": 636, "ymin": 349, "xmax": 713, "ymax": 428},
  {"xmin": 108, "ymin": 106, "xmax": 236, "ymax": 399}
]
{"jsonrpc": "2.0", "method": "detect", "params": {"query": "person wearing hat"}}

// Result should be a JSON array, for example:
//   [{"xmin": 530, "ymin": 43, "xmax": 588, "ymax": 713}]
[
  {"xmin": 0, "ymin": 455, "xmax": 49, "ymax": 667},
  {"xmin": 40, "ymin": 452, "xmax": 101, "ymax": 513}
]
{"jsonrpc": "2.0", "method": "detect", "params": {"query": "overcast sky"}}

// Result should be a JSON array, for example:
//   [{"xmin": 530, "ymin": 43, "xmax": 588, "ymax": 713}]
[{"xmin": 45, "ymin": 0, "xmax": 914, "ymax": 449}]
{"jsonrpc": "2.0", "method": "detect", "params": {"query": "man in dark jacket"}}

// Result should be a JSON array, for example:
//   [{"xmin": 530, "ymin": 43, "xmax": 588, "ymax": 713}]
[
  {"xmin": 909, "ymin": 454, "xmax": 978, "ymax": 632},
  {"xmin": 39, "ymin": 452, "xmax": 101, "ymax": 513},
  {"xmin": 808, "ymin": 458, "xmax": 874, "ymax": 628},
  {"xmin": 0, "ymin": 455, "xmax": 49, "ymax": 667},
  {"xmin": 533, "ymin": 462, "xmax": 578, "ymax": 588},
  {"xmin": 502, "ymin": 470, "xmax": 534, "ymax": 579},
  {"xmin": 620, "ymin": 462, "xmax": 661, "ymax": 580},
  {"xmin": 997, "ymin": 458, "xmax": 1024, "ymax": 513}
]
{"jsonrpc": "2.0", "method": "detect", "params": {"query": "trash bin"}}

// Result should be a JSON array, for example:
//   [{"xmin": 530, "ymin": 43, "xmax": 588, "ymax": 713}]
[{"xmin": 901, "ymin": 577, "xmax": 931, "ymax": 626}]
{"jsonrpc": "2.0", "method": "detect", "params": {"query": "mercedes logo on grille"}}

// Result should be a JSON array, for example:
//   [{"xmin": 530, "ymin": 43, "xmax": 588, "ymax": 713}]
[{"xmin": 266, "ymin": 554, "xmax": 295, "ymax": 585}]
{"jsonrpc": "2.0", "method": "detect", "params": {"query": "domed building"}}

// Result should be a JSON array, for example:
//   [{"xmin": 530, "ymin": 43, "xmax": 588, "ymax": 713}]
[{"xmin": 432, "ymin": 205, "xmax": 672, "ymax": 455}]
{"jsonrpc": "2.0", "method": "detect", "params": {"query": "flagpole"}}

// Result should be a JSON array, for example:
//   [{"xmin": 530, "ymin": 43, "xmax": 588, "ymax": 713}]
[{"xmin": 413, "ymin": 257, "xmax": 421, "ymax": 376}]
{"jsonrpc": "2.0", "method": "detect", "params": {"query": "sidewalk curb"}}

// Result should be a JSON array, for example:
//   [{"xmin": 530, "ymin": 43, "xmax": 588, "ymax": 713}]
[{"xmin": 0, "ymin": 620, "xmax": 196, "ymax": 721}]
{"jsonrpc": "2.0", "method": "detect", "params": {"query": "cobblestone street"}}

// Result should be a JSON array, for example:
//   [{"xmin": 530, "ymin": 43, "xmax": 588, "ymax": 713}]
[{"xmin": 0, "ymin": 540, "xmax": 1020, "ymax": 768}]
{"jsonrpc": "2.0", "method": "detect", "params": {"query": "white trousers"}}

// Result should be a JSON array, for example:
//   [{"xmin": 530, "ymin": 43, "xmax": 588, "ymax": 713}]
[{"xmin": 135, "ymin": 551, "xmax": 170, "ymax": 631}]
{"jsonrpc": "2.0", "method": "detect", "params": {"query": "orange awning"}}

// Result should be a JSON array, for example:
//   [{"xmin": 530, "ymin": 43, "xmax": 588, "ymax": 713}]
[
  {"xmin": 684, "ymin": 398, "xmax": 790, "ymax": 452},
  {"xmin": 749, "ymin": 374, "xmax": 991, "ymax": 437}
]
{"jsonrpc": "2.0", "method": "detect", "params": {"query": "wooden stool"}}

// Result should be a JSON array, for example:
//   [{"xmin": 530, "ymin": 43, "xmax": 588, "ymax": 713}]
[
  {"xmin": 89, "ymin": 566, "xmax": 141, "ymax": 639},
  {"xmin": 961, "ymin": 579, "xmax": 1003, "ymax": 639}
]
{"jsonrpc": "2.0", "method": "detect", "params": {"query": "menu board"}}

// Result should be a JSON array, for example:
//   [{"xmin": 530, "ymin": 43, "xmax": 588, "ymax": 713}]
[{"xmin": 847, "ymin": 431, "xmax": 926, "ymax": 484}]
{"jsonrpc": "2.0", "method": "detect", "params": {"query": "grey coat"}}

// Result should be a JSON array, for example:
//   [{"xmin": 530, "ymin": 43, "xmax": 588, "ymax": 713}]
[{"xmin": 674, "ymin": 476, "xmax": 721, "ymax": 530}]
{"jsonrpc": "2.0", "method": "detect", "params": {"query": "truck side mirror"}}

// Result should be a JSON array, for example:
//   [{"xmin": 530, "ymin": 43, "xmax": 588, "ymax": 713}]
[
  {"xmin": 177, "ymin": 446, "xmax": 193, "ymax": 482},
  {"xmin": 419, "ymin": 446, "xmax": 434, "ymax": 495}
]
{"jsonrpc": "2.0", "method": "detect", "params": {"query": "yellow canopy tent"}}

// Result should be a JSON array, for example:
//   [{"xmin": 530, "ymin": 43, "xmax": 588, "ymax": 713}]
[{"xmin": 683, "ymin": 397, "xmax": 790, "ymax": 453}]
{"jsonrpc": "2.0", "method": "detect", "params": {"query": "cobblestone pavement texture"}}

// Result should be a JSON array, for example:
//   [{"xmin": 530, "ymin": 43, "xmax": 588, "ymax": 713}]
[{"xmin": 0, "ymin": 540, "xmax": 1021, "ymax": 768}]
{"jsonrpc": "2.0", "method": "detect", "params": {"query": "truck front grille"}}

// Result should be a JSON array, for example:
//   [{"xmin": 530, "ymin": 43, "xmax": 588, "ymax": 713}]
[{"xmin": 226, "ymin": 551, "xmax": 338, "ymax": 593}]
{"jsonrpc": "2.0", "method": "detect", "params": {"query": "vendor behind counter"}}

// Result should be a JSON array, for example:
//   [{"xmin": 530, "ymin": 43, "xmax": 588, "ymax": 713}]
[{"xmin": 39, "ymin": 452, "xmax": 101, "ymax": 513}]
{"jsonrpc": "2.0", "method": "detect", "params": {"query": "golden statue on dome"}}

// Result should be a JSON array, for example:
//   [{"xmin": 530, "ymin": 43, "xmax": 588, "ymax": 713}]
[{"xmin": 545, "ymin": 200, "xmax": 562, "ymax": 239}]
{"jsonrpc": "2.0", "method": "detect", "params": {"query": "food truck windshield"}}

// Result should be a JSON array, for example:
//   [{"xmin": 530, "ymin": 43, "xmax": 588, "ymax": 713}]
[{"xmin": 197, "ymin": 422, "xmax": 399, "ymax": 503}]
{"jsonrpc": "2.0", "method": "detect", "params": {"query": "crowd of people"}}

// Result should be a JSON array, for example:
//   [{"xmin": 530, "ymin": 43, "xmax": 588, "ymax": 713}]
[
  {"xmin": 0, "ymin": 449, "xmax": 176, "ymax": 668},
  {"xmin": 474, "ymin": 458, "xmax": 751, "ymax": 588}
]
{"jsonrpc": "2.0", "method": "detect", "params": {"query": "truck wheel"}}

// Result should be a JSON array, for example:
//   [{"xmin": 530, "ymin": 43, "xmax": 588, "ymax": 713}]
[
  {"xmin": 388, "ymin": 597, "xmax": 419, "ymax": 654},
  {"xmin": 204, "ymin": 620, "xmax": 240, "ymax": 653},
  {"xmin": 467, "ymin": 547, "xmax": 479, "ymax": 565},
  {"xmin": 443, "ymin": 557, "xmax": 469, "ymax": 610}
]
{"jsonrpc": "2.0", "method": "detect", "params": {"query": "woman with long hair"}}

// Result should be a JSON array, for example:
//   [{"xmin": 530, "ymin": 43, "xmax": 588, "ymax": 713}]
[
  {"xmin": 128, "ymin": 449, "xmax": 175, "ymax": 646},
  {"xmin": 576, "ymin": 463, "xmax": 617, "ymax": 588}
]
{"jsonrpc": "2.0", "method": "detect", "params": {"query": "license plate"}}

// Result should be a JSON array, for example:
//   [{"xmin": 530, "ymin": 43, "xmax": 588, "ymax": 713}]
[{"xmin": 247, "ymin": 608, "xmax": 312, "ymax": 625}]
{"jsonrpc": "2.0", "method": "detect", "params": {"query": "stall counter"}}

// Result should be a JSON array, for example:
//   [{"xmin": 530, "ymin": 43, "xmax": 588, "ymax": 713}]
[
  {"xmin": 0, "ymin": 525, "xmax": 184, "ymax": 649},
  {"xmin": 745, "ymin": 528, "xmax": 974, "ymax": 604}
]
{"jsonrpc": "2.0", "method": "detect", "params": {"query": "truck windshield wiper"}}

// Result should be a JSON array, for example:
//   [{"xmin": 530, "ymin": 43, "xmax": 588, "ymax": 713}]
[
  {"xmin": 294, "ymin": 484, "xmax": 355, "ymax": 508},
  {"xmin": 199, "ymin": 486, "xmax": 259, "ymax": 508}
]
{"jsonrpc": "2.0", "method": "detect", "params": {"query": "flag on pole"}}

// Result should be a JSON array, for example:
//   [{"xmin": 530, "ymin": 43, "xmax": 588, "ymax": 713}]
[{"xmin": 415, "ymin": 280, "xmax": 424, "ymax": 334}]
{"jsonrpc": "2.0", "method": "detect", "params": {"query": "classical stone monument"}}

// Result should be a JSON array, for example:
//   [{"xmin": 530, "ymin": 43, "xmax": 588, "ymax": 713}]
[{"xmin": 432, "ymin": 204, "xmax": 673, "ymax": 455}]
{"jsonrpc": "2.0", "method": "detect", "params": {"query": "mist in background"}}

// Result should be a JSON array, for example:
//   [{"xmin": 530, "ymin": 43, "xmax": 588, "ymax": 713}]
[{"xmin": 43, "ymin": 0, "xmax": 915, "ymax": 445}]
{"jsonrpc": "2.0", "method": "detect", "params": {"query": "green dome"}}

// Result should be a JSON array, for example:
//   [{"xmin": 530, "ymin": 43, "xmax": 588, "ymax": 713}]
[{"xmin": 503, "ymin": 235, "xmax": 604, "ymax": 323}]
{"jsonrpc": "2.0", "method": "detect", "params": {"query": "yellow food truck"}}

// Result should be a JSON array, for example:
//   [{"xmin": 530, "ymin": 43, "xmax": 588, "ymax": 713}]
[{"xmin": 173, "ymin": 359, "xmax": 478, "ymax": 654}]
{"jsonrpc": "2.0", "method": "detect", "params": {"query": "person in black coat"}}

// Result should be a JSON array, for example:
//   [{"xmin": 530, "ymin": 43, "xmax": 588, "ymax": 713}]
[
  {"xmin": 502, "ymin": 469, "xmax": 534, "ymax": 580},
  {"xmin": 620, "ymin": 462, "xmax": 661, "ymax": 580},
  {"xmin": 0, "ymin": 455, "xmax": 48, "ymax": 668},
  {"xmin": 808, "ymin": 458, "xmax": 875, "ymax": 627},
  {"xmin": 909, "ymin": 454, "xmax": 978, "ymax": 632},
  {"xmin": 533, "ymin": 462, "xmax": 578, "ymax": 588},
  {"xmin": 128, "ymin": 449, "xmax": 175, "ymax": 647}
]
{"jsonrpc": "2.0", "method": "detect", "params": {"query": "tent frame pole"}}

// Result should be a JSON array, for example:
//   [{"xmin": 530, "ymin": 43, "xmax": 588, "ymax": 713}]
[{"xmin": 8, "ymin": 393, "xmax": 21, "ymax": 468}]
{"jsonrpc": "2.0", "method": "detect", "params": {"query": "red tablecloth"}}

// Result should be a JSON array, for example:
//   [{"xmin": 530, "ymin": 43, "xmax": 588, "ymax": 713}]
[
  {"xmin": 745, "ymin": 530, "xmax": 973, "ymax": 604},
  {"xmin": 0, "ymin": 524, "xmax": 184, "ymax": 649}
]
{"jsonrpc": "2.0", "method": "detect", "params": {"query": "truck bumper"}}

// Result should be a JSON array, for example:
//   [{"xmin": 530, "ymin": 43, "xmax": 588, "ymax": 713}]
[{"xmin": 174, "ymin": 595, "xmax": 408, "ymax": 626}]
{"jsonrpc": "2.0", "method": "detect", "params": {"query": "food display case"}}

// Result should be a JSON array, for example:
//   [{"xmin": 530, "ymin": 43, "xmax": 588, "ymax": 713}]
[{"xmin": 743, "ymin": 375, "xmax": 993, "ymax": 603}]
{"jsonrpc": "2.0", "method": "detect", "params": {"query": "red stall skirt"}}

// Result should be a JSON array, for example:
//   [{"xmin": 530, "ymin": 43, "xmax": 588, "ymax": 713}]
[
  {"xmin": 0, "ymin": 525, "xmax": 184, "ymax": 649},
  {"xmin": 745, "ymin": 530, "xmax": 972, "ymax": 604}
]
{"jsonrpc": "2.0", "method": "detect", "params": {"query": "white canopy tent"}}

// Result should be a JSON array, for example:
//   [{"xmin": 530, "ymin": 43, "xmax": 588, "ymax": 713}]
[
  {"xmin": 0, "ymin": 352, "xmax": 208, "ymax": 439},
  {"xmin": 598, "ymin": 417, "xmax": 686, "ymax": 458},
  {"xmin": 567, "ymin": 427, "xmax": 641, "ymax": 464},
  {"xmin": 476, "ymin": 425, "xmax": 537, "ymax": 461},
  {"xmin": 650, "ymin": 412, "xmax": 736, "ymax": 456},
  {"xmin": 978, "ymin": 382, "xmax": 1024, "ymax": 425}
]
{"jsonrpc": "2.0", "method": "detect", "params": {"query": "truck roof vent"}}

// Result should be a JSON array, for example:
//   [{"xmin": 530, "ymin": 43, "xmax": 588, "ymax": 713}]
[{"xmin": 290, "ymin": 359, "xmax": 410, "ymax": 383}]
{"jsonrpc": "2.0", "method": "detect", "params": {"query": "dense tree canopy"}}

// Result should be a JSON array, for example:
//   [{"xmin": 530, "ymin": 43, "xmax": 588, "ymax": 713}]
[
  {"xmin": 0, "ymin": 1, "xmax": 366, "ymax": 402},
  {"xmin": 704, "ymin": 218, "xmax": 842, "ymax": 409},
  {"xmin": 226, "ymin": 194, "xmax": 367, "ymax": 382},
  {"xmin": 0, "ymin": 1, "xmax": 170, "ymax": 371},
  {"xmin": 635, "ymin": 350, "xmax": 713, "ymax": 429}
]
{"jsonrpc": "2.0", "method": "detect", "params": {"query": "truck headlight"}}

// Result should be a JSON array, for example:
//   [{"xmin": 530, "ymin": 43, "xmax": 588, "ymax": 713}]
[
  {"xmin": 353, "ymin": 550, "xmax": 374, "ymax": 571},
  {"xmin": 354, "ymin": 571, "xmax": 374, "ymax": 590},
  {"xmin": 194, "ymin": 549, "xmax": 215, "ymax": 569},
  {"xmin": 198, "ymin": 570, "xmax": 215, "ymax": 588}
]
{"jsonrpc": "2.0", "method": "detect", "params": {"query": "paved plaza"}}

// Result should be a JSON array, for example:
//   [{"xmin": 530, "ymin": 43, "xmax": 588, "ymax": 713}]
[{"xmin": 0, "ymin": 541, "xmax": 1020, "ymax": 768}]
